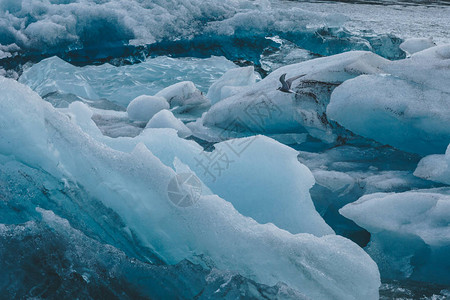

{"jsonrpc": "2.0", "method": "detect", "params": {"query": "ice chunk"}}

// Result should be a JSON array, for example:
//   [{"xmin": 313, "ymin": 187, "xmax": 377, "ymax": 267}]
[
  {"xmin": 328, "ymin": 74, "xmax": 450, "ymax": 155},
  {"xmin": 199, "ymin": 45, "xmax": 450, "ymax": 154},
  {"xmin": 67, "ymin": 101, "xmax": 103, "ymax": 137},
  {"xmin": 65, "ymin": 107, "xmax": 332, "ymax": 236},
  {"xmin": 400, "ymin": 38, "xmax": 436, "ymax": 56},
  {"xmin": 145, "ymin": 110, "xmax": 192, "ymax": 138},
  {"xmin": 127, "ymin": 95, "xmax": 169, "ymax": 122},
  {"xmin": 340, "ymin": 188, "xmax": 450, "ymax": 285},
  {"xmin": 19, "ymin": 56, "xmax": 236, "ymax": 107},
  {"xmin": 155, "ymin": 81, "xmax": 210, "ymax": 114},
  {"xmin": 328, "ymin": 45, "xmax": 450, "ymax": 155},
  {"xmin": 62, "ymin": 98, "xmax": 332, "ymax": 236},
  {"xmin": 415, "ymin": 143, "xmax": 450, "ymax": 185},
  {"xmin": 207, "ymin": 66, "xmax": 258, "ymax": 105},
  {"xmin": 195, "ymin": 135, "xmax": 334, "ymax": 236},
  {"xmin": 199, "ymin": 51, "xmax": 387, "ymax": 143},
  {"xmin": 0, "ymin": 77, "xmax": 380, "ymax": 299},
  {"xmin": 90, "ymin": 107, "xmax": 142, "ymax": 138}
]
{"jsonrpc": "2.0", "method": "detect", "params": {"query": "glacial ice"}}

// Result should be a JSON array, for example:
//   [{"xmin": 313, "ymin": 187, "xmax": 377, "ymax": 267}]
[
  {"xmin": 65, "ymin": 101, "xmax": 333, "ymax": 237},
  {"xmin": 415, "ymin": 143, "xmax": 450, "ymax": 185},
  {"xmin": 19, "ymin": 55, "xmax": 236, "ymax": 107},
  {"xmin": 0, "ymin": 208, "xmax": 310, "ymax": 299},
  {"xmin": 1, "ymin": 0, "xmax": 450, "ymax": 297},
  {"xmin": 145, "ymin": 110, "xmax": 192, "ymax": 138},
  {"xmin": 126, "ymin": 95, "xmax": 169, "ymax": 122},
  {"xmin": 260, "ymin": 38, "xmax": 318, "ymax": 73},
  {"xmin": 328, "ymin": 45, "xmax": 450, "ymax": 155},
  {"xmin": 340, "ymin": 188, "xmax": 450, "ymax": 285},
  {"xmin": 0, "ymin": 0, "xmax": 404, "ymax": 63},
  {"xmin": 0, "ymin": 0, "xmax": 245, "ymax": 53},
  {"xmin": 0, "ymin": 77, "xmax": 381, "ymax": 299}
]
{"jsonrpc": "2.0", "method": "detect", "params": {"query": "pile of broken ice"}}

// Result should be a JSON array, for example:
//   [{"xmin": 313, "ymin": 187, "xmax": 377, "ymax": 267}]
[{"xmin": 3, "ymin": 41, "xmax": 450, "ymax": 297}]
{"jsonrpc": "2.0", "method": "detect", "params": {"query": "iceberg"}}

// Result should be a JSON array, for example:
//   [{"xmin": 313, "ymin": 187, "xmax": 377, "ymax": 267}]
[
  {"xmin": 340, "ymin": 188, "xmax": 450, "ymax": 285},
  {"xmin": 193, "ymin": 135, "xmax": 334, "ymax": 236},
  {"xmin": 297, "ymin": 142, "xmax": 435, "ymax": 246},
  {"xmin": 327, "ymin": 74, "xmax": 450, "ymax": 155},
  {"xmin": 0, "ymin": 77, "xmax": 380, "ymax": 299}
]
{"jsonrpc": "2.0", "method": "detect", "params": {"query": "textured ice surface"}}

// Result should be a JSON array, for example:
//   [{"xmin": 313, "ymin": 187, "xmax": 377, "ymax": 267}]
[
  {"xmin": 340, "ymin": 188, "xmax": 450, "ymax": 285},
  {"xmin": 260, "ymin": 38, "xmax": 319, "ymax": 73},
  {"xmin": 19, "ymin": 55, "xmax": 236, "ymax": 107},
  {"xmin": 415, "ymin": 143, "xmax": 450, "ymax": 185},
  {"xmin": 0, "ymin": 77, "xmax": 380, "ymax": 299},
  {"xmin": 2, "ymin": 0, "xmax": 450, "ymax": 298},
  {"xmin": 0, "ymin": 208, "xmax": 310, "ymax": 299},
  {"xmin": 145, "ymin": 110, "xmax": 192, "ymax": 138},
  {"xmin": 0, "ymin": 0, "xmax": 403, "ymax": 61},
  {"xmin": 0, "ymin": 0, "xmax": 248, "ymax": 53}
]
